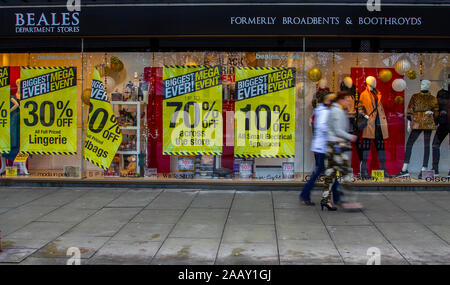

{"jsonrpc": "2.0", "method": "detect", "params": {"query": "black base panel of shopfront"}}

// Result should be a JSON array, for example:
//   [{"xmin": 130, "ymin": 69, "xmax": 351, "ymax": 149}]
[{"xmin": 1, "ymin": 178, "xmax": 449, "ymax": 191}]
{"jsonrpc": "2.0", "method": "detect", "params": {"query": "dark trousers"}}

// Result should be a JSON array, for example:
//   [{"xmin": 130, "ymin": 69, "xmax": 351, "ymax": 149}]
[
  {"xmin": 432, "ymin": 124, "xmax": 450, "ymax": 173},
  {"xmin": 301, "ymin": 152, "xmax": 340, "ymax": 203},
  {"xmin": 404, "ymin": 129, "xmax": 432, "ymax": 167}
]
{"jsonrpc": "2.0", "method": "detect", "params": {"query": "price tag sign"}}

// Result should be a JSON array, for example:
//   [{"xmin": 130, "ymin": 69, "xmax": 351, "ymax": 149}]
[
  {"xmin": 14, "ymin": 153, "xmax": 29, "ymax": 163},
  {"xmin": 163, "ymin": 65, "xmax": 223, "ymax": 156},
  {"xmin": 234, "ymin": 67, "xmax": 296, "ymax": 158},
  {"xmin": 20, "ymin": 67, "xmax": 77, "ymax": 155},
  {"xmin": 0, "ymin": 66, "xmax": 10, "ymax": 154},
  {"xmin": 372, "ymin": 170, "xmax": 385, "ymax": 182},
  {"xmin": 6, "ymin": 167, "xmax": 17, "ymax": 177}
]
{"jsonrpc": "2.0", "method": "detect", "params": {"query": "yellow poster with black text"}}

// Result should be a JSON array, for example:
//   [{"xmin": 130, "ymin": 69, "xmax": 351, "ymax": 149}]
[
  {"xmin": 0, "ymin": 67, "xmax": 10, "ymax": 154},
  {"xmin": 163, "ymin": 65, "xmax": 222, "ymax": 155},
  {"xmin": 84, "ymin": 68, "xmax": 122, "ymax": 170},
  {"xmin": 20, "ymin": 67, "xmax": 77, "ymax": 155},
  {"xmin": 235, "ymin": 67, "xmax": 296, "ymax": 158}
]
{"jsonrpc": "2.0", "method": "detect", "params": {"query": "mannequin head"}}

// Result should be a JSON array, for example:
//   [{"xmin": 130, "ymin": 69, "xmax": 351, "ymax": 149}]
[
  {"xmin": 318, "ymin": 78, "xmax": 328, "ymax": 89},
  {"xmin": 343, "ymin": 77, "xmax": 353, "ymax": 89},
  {"xmin": 366, "ymin": 76, "xmax": 377, "ymax": 90},
  {"xmin": 420, "ymin": 80, "xmax": 431, "ymax": 92}
]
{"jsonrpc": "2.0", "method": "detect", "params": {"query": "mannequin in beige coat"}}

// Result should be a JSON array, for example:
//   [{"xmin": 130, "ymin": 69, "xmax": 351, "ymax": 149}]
[{"xmin": 357, "ymin": 76, "xmax": 391, "ymax": 178}]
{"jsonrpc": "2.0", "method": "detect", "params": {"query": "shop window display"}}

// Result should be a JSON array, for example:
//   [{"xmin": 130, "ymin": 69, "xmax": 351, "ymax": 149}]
[{"xmin": 0, "ymin": 51, "xmax": 449, "ymax": 185}]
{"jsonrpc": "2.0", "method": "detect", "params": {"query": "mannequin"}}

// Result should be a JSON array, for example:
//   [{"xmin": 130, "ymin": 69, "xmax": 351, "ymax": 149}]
[
  {"xmin": 340, "ymin": 77, "xmax": 363, "ymax": 163},
  {"xmin": 312, "ymin": 79, "xmax": 330, "ymax": 108},
  {"xmin": 431, "ymin": 81, "xmax": 450, "ymax": 177},
  {"xmin": 1, "ymin": 79, "xmax": 29, "ymax": 176},
  {"xmin": 358, "ymin": 76, "xmax": 391, "ymax": 178},
  {"xmin": 397, "ymin": 80, "xmax": 438, "ymax": 179}
]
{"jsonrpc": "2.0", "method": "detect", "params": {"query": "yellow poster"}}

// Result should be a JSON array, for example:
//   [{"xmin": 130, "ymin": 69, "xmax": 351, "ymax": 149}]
[
  {"xmin": 0, "ymin": 66, "xmax": 10, "ymax": 154},
  {"xmin": 235, "ymin": 67, "xmax": 296, "ymax": 158},
  {"xmin": 84, "ymin": 68, "xmax": 122, "ymax": 170},
  {"xmin": 163, "ymin": 65, "xmax": 222, "ymax": 155},
  {"xmin": 19, "ymin": 67, "xmax": 77, "ymax": 155}
]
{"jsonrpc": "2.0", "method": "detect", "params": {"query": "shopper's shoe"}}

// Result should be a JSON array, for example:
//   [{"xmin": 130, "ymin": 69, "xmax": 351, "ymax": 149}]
[
  {"xmin": 301, "ymin": 199, "xmax": 316, "ymax": 206},
  {"xmin": 299, "ymin": 197, "xmax": 315, "ymax": 206},
  {"xmin": 395, "ymin": 170, "xmax": 410, "ymax": 178},
  {"xmin": 320, "ymin": 201, "xmax": 337, "ymax": 211}
]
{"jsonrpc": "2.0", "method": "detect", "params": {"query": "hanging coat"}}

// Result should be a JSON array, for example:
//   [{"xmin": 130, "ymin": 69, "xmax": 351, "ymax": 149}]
[{"xmin": 358, "ymin": 86, "xmax": 389, "ymax": 139}]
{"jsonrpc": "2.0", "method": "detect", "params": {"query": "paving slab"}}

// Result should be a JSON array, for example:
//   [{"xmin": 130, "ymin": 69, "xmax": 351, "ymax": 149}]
[
  {"xmin": 0, "ymin": 189, "xmax": 57, "ymax": 208},
  {"xmin": 5, "ymin": 221, "xmax": 75, "ymax": 241},
  {"xmin": 387, "ymin": 240, "xmax": 450, "ymax": 264},
  {"xmin": 62, "ymin": 208, "xmax": 140, "ymax": 237},
  {"xmin": 223, "ymin": 224, "xmax": 276, "ymax": 243},
  {"xmin": 227, "ymin": 210, "xmax": 274, "ymax": 225},
  {"xmin": 152, "ymin": 238, "xmax": 220, "ymax": 265},
  {"xmin": 327, "ymin": 225, "xmax": 391, "ymax": 246},
  {"xmin": 106, "ymin": 189, "xmax": 161, "ymax": 207},
  {"xmin": 146, "ymin": 191, "xmax": 197, "ymax": 210},
  {"xmin": 279, "ymin": 239, "xmax": 342, "ymax": 264},
  {"xmin": 0, "ymin": 248, "xmax": 38, "ymax": 263},
  {"xmin": 319, "ymin": 210, "xmax": 372, "ymax": 226},
  {"xmin": 178, "ymin": 208, "xmax": 229, "ymax": 224},
  {"xmin": 272, "ymin": 192, "xmax": 304, "ymax": 209},
  {"xmin": 427, "ymin": 225, "xmax": 450, "ymax": 244},
  {"xmin": 111, "ymin": 223, "xmax": 173, "ymax": 242},
  {"xmin": 33, "ymin": 236, "xmax": 110, "ymax": 259},
  {"xmin": 0, "ymin": 207, "xmax": 12, "ymax": 214},
  {"xmin": 20, "ymin": 257, "xmax": 89, "ymax": 265},
  {"xmin": 0, "ymin": 205, "xmax": 59, "ymax": 235},
  {"xmin": 407, "ymin": 210, "xmax": 450, "ymax": 225},
  {"xmin": 190, "ymin": 191, "xmax": 234, "ymax": 209},
  {"xmin": 336, "ymin": 243, "xmax": 408, "ymax": 265},
  {"xmin": 376, "ymin": 222, "xmax": 445, "ymax": 242},
  {"xmin": 231, "ymin": 192, "xmax": 273, "ymax": 210},
  {"xmin": 275, "ymin": 208, "xmax": 323, "ymax": 225},
  {"xmin": 384, "ymin": 194, "xmax": 443, "ymax": 213},
  {"xmin": 64, "ymin": 190, "xmax": 126, "ymax": 209},
  {"xmin": 89, "ymin": 240, "xmax": 161, "ymax": 265},
  {"xmin": 131, "ymin": 209, "xmax": 184, "ymax": 224},
  {"xmin": 216, "ymin": 242, "xmax": 279, "ymax": 265},
  {"xmin": 1, "ymin": 239, "xmax": 51, "ymax": 249},
  {"xmin": 26, "ymin": 189, "xmax": 87, "ymax": 206},
  {"xmin": 169, "ymin": 223, "xmax": 225, "ymax": 239},
  {"xmin": 277, "ymin": 224, "xmax": 330, "ymax": 241},
  {"xmin": 36, "ymin": 206, "xmax": 97, "ymax": 223},
  {"xmin": 363, "ymin": 209, "xmax": 415, "ymax": 223}
]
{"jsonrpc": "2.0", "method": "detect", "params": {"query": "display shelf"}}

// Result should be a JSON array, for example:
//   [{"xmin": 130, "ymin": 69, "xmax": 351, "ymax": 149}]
[{"xmin": 111, "ymin": 101, "xmax": 143, "ymax": 176}]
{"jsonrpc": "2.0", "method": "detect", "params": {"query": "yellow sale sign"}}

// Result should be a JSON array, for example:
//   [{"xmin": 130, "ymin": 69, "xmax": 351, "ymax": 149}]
[
  {"xmin": 20, "ymin": 67, "xmax": 77, "ymax": 155},
  {"xmin": 234, "ymin": 67, "xmax": 296, "ymax": 158},
  {"xmin": 84, "ymin": 68, "xmax": 122, "ymax": 170},
  {"xmin": 0, "ymin": 67, "xmax": 10, "ymax": 154},
  {"xmin": 163, "ymin": 65, "xmax": 222, "ymax": 155}
]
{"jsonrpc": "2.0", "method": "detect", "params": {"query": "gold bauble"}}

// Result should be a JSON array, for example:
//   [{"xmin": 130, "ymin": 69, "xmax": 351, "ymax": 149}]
[
  {"xmin": 378, "ymin": 69, "xmax": 393, "ymax": 83},
  {"xmin": 394, "ymin": 96, "xmax": 404, "ymax": 105},
  {"xmin": 407, "ymin": 70, "xmax": 417, "ymax": 80},
  {"xmin": 308, "ymin": 68, "xmax": 322, "ymax": 82},
  {"xmin": 82, "ymin": 89, "xmax": 91, "ymax": 105},
  {"xmin": 394, "ymin": 59, "xmax": 411, "ymax": 75}
]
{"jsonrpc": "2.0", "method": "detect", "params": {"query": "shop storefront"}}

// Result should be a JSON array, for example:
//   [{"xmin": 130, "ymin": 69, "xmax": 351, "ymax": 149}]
[{"xmin": 0, "ymin": 0, "xmax": 449, "ymax": 188}]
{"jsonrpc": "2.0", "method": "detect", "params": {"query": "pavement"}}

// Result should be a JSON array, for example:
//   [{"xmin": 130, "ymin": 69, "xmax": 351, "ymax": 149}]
[{"xmin": 1, "ymin": 186, "xmax": 450, "ymax": 265}]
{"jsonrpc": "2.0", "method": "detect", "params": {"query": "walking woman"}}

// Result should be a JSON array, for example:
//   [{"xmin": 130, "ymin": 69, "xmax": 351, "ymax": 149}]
[
  {"xmin": 300, "ymin": 93, "xmax": 338, "ymax": 205},
  {"xmin": 321, "ymin": 91, "xmax": 360, "ymax": 211}
]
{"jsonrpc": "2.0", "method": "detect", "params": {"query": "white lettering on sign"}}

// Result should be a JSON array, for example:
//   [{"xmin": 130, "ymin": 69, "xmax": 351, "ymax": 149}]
[
  {"xmin": 14, "ymin": 8, "xmax": 80, "ymax": 34},
  {"xmin": 230, "ymin": 17, "xmax": 277, "ymax": 25}
]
